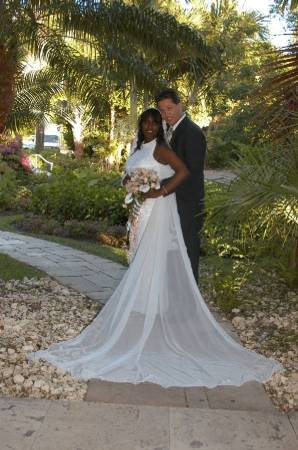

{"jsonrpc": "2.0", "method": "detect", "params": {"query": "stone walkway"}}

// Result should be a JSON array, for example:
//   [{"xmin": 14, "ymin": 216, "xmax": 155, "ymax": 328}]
[
  {"xmin": 0, "ymin": 231, "xmax": 127, "ymax": 304},
  {"xmin": 1, "ymin": 396, "xmax": 297, "ymax": 450},
  {"xmin": 0, "ymin": 230, "xmax": 297, "ymax": 450},
  {"xmin": 205, "ymin": 169, "xmax": 236, "ymax": 184}
]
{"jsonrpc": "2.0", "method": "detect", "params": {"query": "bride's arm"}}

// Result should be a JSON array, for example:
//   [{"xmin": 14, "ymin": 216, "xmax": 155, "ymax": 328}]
[{"xmin": 145, "ymin": 144, "xmax": 190, "ymax": 198}]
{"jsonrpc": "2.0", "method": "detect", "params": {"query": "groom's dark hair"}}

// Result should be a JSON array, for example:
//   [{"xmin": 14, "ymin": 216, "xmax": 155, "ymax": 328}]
[{"xmin": 155, "ymin": 88, "xmax": 181, "ymax": 104}]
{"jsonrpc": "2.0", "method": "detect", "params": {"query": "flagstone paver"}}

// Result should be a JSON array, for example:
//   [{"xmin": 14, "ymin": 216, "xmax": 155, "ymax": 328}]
[
  {"xmin": 204, "ymin": 381, "xmax": 278, "ymax": 412},
  {"xmin": 0, "ymin": 396, "xmax": 296, "ymax": 450},
  {"xmin": 169, "ymin": 407, "xmax": 297, "ymax": 450},
  {"xmin": 85, "ymin": 380, "xmax": 277, "ymax": 413}
]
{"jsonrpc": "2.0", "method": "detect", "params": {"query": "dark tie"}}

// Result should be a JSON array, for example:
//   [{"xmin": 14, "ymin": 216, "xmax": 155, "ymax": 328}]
[{"xmin": 166, "ymin": 125, "xmax": 174, "ymax": 144}]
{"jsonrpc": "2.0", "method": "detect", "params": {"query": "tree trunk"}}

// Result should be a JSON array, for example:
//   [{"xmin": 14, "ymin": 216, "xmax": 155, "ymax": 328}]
[
  {"xmin": 74, "ymin": 140, "xmax": 84, "ymax": 158},
  {"xmin": 72, "ymin": 107, "xmax": 84, "ymax": 158},
  {"xmin": 0, "ymin": 46, "xmax": 16, "ymax": 133},
  {"xmin": 35, "ymin": 122, "xmax": 45, "ymax": 152},
  {"xmin": 109, "ymin": 104, "xmax": 115, "ymax": 143},
  {"xmin": 130, "ymin": 77, "xmax": 138, "ymax": 133}
]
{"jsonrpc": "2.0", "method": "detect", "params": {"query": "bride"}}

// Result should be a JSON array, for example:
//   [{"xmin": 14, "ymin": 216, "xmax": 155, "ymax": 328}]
[{"xmin": 28, "ymin": 108, "xmax": 282, "ymax": 387}]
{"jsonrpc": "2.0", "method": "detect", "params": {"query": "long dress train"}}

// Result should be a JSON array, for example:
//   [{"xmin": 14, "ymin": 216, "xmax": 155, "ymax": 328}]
[{"xmin": 28, "ymin": 139, "xmax": 283, "ymax": 387}]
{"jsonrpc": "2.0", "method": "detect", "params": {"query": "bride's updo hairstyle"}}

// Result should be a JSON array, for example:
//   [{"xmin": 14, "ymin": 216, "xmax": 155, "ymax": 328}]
[{"xmin": 136, "ymin": 108, "xmax": 165, "ymax": 150}]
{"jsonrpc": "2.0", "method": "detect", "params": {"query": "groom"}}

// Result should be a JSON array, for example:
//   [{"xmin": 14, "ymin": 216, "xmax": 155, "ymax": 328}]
[{"xmin": 156, "ymin": 88, "xmax": 206, "ymax": 283}]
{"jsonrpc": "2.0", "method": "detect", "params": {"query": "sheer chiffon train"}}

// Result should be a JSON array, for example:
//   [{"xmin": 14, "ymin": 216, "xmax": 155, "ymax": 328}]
[{"xmin": 28, "ymin": 140, "xmax": 283, "ymax": 387}]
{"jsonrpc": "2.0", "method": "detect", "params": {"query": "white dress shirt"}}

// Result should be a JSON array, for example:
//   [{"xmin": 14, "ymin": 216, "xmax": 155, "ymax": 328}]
[
  {"xmin": 164, "ymin": 113, "xmax": 186, "ymax": 144},
  {"xmin": 172, "ymin": 113, "xmax": 186, "ymax": 131}
]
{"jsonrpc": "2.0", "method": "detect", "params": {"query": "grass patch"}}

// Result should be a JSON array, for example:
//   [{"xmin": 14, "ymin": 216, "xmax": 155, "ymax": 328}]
[
  {"xmin": 0, "ymin": 253, "xmax": 45, "ymax": 281},
  {"xmin": 35, "ymin": 235, "xmax": 127, "ymax": 266},
  {"xmin": 0, "ymin": 213, "xmax": 127, "ymax": 266}
]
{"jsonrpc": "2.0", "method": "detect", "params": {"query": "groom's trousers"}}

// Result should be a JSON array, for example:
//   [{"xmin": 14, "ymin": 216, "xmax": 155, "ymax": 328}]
[
  {"xmin": 176, "ymin": 199, "xmax": 204, "ymax": 284},
  {"xmin": 167, "ymin": 115, "xmax": 206, "ymax": 284}
]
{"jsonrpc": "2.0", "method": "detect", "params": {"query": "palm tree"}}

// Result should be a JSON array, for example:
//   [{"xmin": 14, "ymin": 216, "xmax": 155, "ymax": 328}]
[
  {"xmin": 0, "ymin": 0, "xmax": 79, "ymax": 132},
  {"xmin": 2, "ymin": 1, "xmax": 216, "ymax": 157},
  {"xmin": 0, "ymin": 0, "xmax": 214, "ymax": 135},
  {"xmin": 66, "ymin": 1, "xmax": 215, "ymax": 127}
]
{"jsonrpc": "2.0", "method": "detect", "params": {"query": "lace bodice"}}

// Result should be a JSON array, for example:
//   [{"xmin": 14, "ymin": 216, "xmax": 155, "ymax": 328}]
[{"xmin": 125, "ymin": 139, "xmax": 174, "ymax": 180}]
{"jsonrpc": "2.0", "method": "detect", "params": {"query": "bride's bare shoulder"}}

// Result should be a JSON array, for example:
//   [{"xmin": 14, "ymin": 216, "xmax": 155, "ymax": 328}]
[
  {"xmin": 156, "ymin": 142, "xmax": 172, "ymax": 151},
  {"xmin": 154, "ymin": 142, "xmax": 174, "ymax": 164}
]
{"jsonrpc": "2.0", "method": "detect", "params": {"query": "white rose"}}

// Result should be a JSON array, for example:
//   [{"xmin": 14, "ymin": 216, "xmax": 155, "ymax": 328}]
[{"xmin": 139, "ymin": 184, "xmax": 150, "ymax": 193}]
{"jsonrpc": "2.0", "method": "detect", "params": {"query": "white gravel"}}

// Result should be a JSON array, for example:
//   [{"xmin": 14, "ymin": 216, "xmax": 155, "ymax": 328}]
[
  {"xmin": 0, "ymin": 275, "xmax": 297, "ymax": 412},
  {"xmin": 0, "ymin": 277, "xmax": 100, "ymax": 401}
]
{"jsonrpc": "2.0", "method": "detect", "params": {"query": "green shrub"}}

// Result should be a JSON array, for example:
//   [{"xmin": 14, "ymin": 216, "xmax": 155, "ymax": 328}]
[
  {"xmin": 14, "ymin": 186, "xmax": 32, "ymax": 211},
  {"xmin": 203, "ymin": 181, "xmax": 249, "ymax": 258},
  {"xmin": 30, "ymin": 170, "xmax": 127, "ymax": 225},
  {"xmin": 0, "ymin": 161, "xmax": 18, "ymax": 210},
  {"xmin": 44, "ymin": 153, "xmax": 122, "ymax": 174},
  {"xmin": 210, "ymin": 271, "xmax": 242, "ymax": 314}
]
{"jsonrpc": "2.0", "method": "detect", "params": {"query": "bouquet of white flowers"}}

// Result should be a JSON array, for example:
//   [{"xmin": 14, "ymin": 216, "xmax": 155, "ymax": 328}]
[
  {"xmin": 124, "ymin": 168, "xmax": 160, "ymax": 236},
  {"xmin": 123, "ymin": 168, "xmax": 160, "ymax": 260},
  {"xmin": 124, "ymin": 168, "xmax": 160, "ymax": 205}
]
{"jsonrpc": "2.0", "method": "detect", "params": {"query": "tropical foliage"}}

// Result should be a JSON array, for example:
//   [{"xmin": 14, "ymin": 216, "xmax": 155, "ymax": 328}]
[
  {"xmin": 256, "ymin": 39, "xmax": 298, "ymax": 139},
  {"xmin": 0, "ymin": 0, "xmax": 215, "ymax": 157},
  {"xmin": 206, "ymin": 141, "xmax": 298, "ymax": 271},
  {"xmin": 30, "ymin": 169, "xmax": 127, "ymax": 225}
]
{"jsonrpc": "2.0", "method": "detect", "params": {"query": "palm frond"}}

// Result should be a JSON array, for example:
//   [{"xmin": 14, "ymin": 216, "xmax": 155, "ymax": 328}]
[
  {"xmin": 209, "ymin": 142, "xmax": 298, "ymax": 244},
  {"xmin": 6, "ymin": 65, "xmax": 66, "ymax": 132},
  {"xmin": 254, "ymin": 37, "xmax": 298, "ymax": 139}
]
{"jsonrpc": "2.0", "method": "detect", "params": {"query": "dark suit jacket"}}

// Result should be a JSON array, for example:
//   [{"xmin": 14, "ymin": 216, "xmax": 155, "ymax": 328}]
[{"xmin": 170, "ymin": 116, "xmax": 206, "ymax": 221}]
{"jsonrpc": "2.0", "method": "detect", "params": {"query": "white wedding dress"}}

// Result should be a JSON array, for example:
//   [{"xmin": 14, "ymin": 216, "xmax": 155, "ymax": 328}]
[{"xmin": 28, "ymin": 139, "xmax": 283, "ymax": 387}]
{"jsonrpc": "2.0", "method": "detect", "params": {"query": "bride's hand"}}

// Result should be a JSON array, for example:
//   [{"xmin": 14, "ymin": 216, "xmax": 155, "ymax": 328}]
[{"xmin": 143, "ymin": 188, "xmax": 162, "ymax": 199}]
